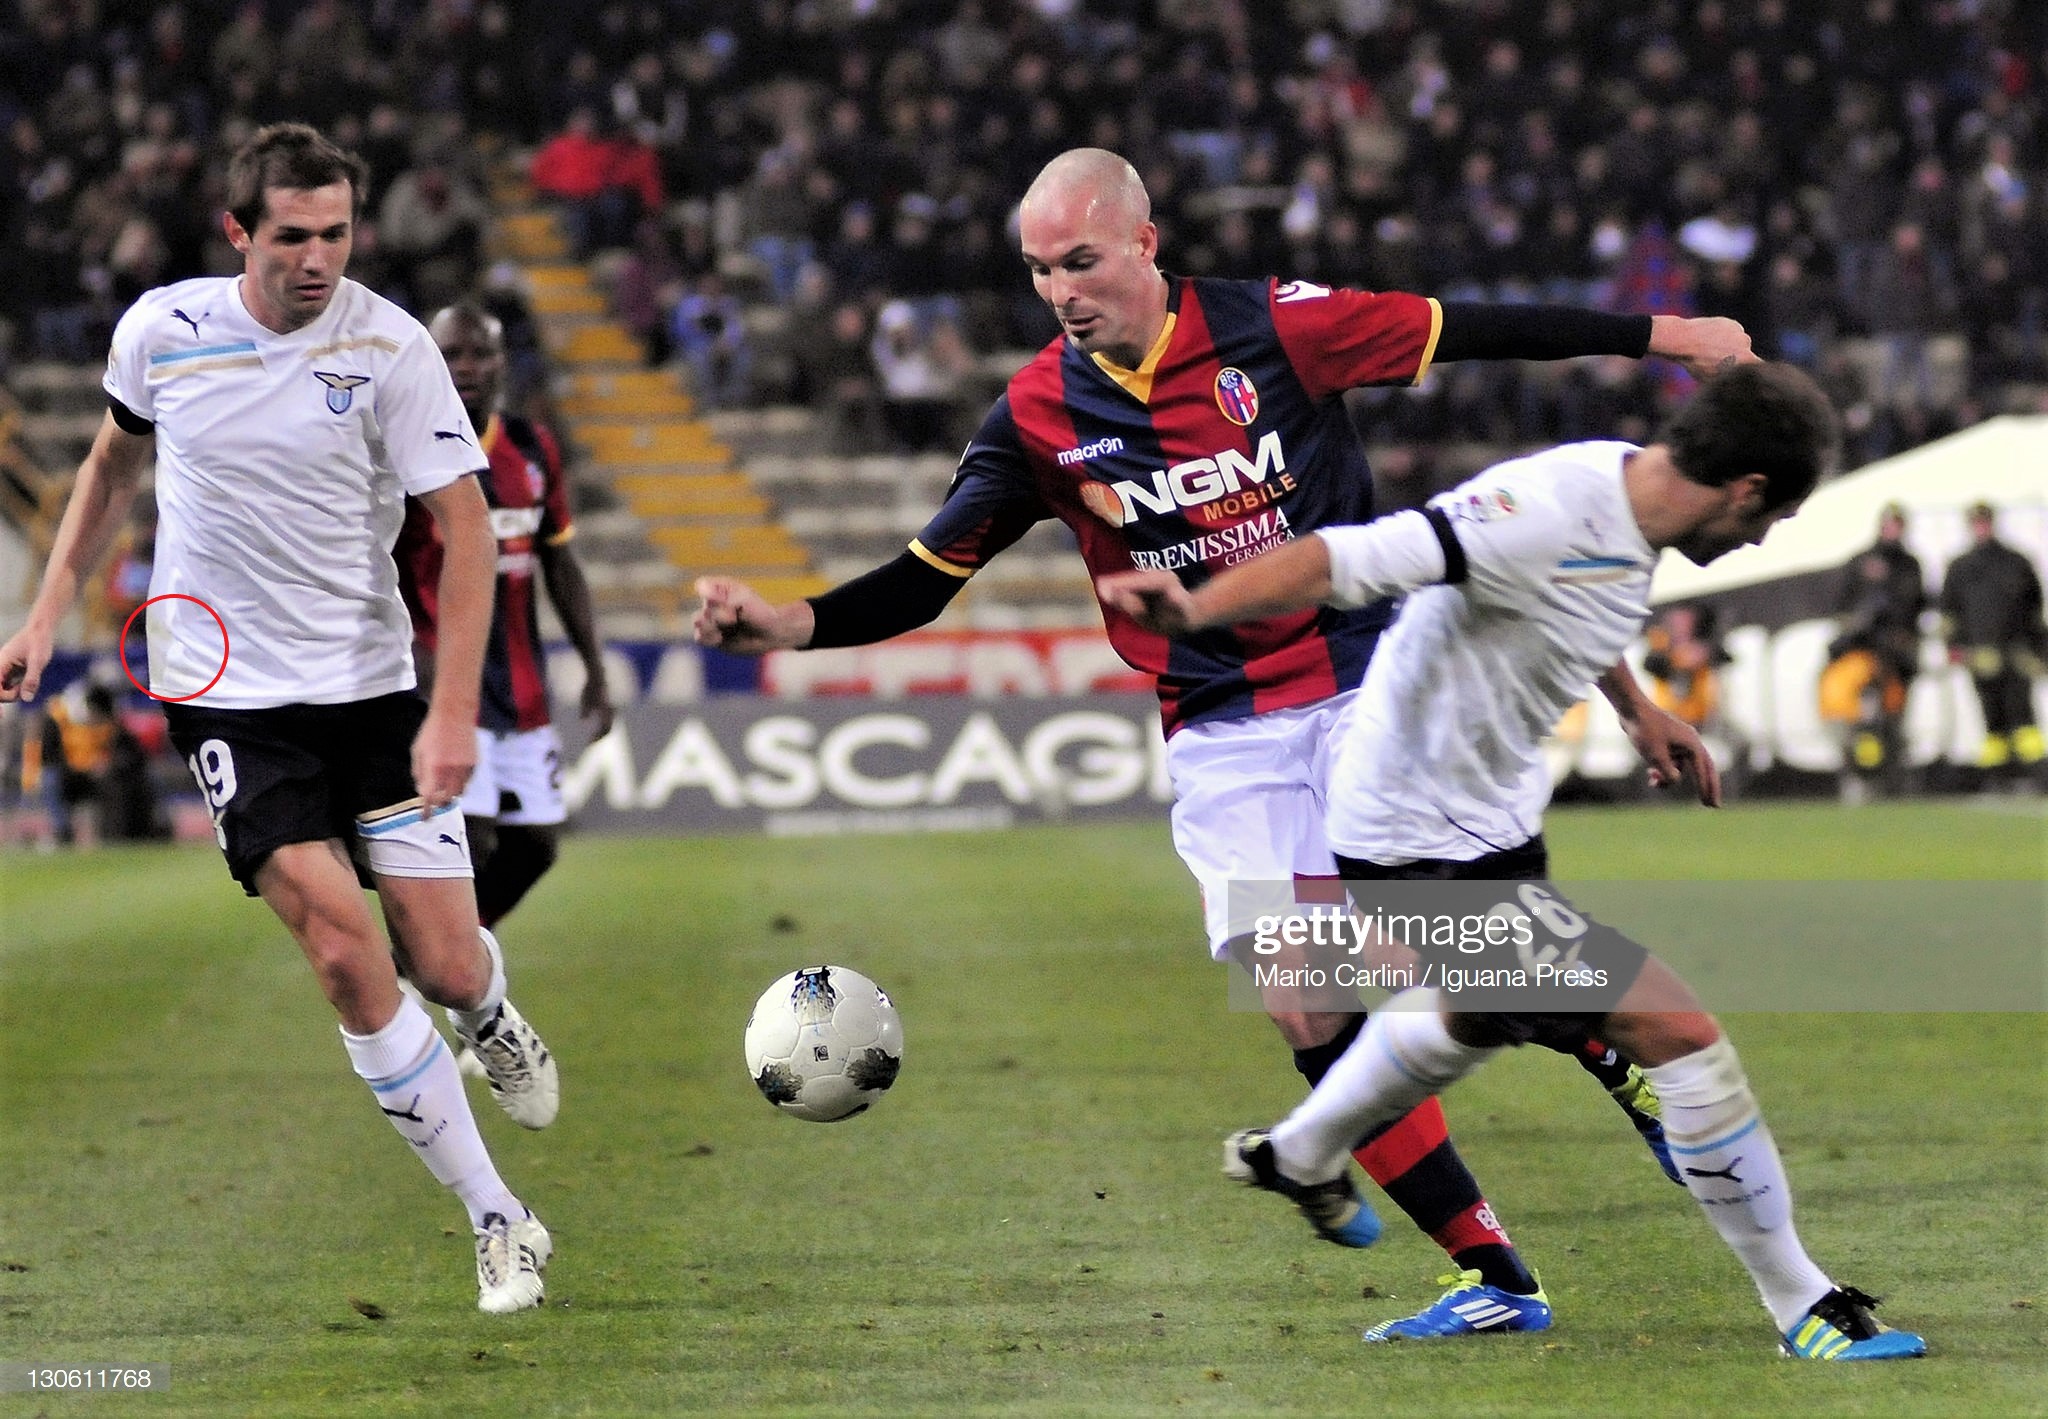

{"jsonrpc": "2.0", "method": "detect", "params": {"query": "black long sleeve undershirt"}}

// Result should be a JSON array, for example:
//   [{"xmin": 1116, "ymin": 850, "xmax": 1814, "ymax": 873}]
[
  {"xmin": 804, "ymin": 550, "xmax": 967, "ymax": 648},
  {"xmin": 1433, "ymin": 302, "xmax": 1652, "ymax": 363}
]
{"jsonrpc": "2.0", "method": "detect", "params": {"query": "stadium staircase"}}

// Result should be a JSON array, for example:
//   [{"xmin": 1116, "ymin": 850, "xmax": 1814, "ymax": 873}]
[
  {"xmin": 0, "ymin": 370, "xmax": 132, "ymax": 637},
  {"xmin": 487, "ymin": 170, "xmax": 1101, "ymax": 631},
  {"xmin": 486, "ymin": 172, "xmax": 828, "ymax": 638}
]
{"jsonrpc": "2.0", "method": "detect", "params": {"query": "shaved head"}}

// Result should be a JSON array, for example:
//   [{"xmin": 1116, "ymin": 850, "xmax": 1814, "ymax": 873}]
[
  {"xmin": 430, "ymin": 302, "xmax": 507, "ymax": 428},
  {"xmin": 1018, "ymin": 148, "xmax": 1167, "ymax": 367},
  {"xmin": 428, "ymin": 303, "xmax": 504, "ymax": 347},
  {"xmin": 1020, "ymin": 148, "xmax": 1151, "ymax": 233}
]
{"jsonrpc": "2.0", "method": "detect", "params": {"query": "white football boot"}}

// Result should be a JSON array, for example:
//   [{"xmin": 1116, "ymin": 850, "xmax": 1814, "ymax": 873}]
[
  {"xmin": 452, "ymin": 1000, "xmax": 559, "ymax": 1129},
  {"xmin": 475, "ymin": 1210, "xmax": 551, "ymax": 1314}
]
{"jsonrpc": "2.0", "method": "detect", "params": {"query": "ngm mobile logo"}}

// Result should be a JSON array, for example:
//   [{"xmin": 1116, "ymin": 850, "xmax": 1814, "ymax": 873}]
[{"xmin": 1078, "ymin": 431, "xmax": 1295, "ymax": 528}]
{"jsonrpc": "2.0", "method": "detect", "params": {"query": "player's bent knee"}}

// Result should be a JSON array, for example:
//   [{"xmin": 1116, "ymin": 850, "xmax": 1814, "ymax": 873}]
[
  {"xmin": 378, "ymin": 879, "xmax": 492, "ymax": 1008},
  {"xmin": 407, "ymin": 949, "xmax": 490, "ymax": 1009}
]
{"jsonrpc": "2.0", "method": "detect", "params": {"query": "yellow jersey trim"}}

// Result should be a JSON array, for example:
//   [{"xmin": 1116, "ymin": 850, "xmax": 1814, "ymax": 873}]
[
  {"xmin": 1089, "ymin": 312, "xmax": 1178, "ymax": 404},
  {"xmin": 908, "ymin": 538, "xmax": 975, "ymax": 578},
  {"xmin": 1412, "ymin": 297, "xmax": 1444, "ymax": 384}
]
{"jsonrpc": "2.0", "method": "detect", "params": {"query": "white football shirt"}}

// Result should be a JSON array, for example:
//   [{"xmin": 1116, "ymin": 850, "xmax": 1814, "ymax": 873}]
[
  {"xmin": 105, "ymin": 276, "xmax": 485, "ymax": 706},
  {"xmin": 1320, "ymin": 441, "xmax": 1655, "ymax": 862}
]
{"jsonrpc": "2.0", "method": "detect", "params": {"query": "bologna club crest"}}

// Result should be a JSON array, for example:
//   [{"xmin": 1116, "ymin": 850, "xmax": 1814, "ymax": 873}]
[{"xmin": 1214, "ymin": 367, "xmax": 1259, "ymax": 426}]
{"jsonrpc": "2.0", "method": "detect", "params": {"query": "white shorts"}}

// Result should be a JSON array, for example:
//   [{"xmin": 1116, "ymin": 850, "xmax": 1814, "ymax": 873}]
[
  {"xmin": 459, "ymin": 724, "xmax": 567, "ymax": 826},
  {"xmin": 1167, "ymin": 691, "xmax": 1361, "ymax": 959}
]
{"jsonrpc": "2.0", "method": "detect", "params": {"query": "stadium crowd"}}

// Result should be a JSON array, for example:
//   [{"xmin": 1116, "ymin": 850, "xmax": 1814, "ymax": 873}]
[{"xmin": 4, "ymin": 0, "xmax": 2044, "ymax": 474}]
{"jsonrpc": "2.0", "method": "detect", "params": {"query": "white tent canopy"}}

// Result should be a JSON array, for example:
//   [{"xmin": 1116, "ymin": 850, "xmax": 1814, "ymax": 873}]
[{"xmin": 1651, "ymin": 414, "xmax": 2048, "ymax": 603}]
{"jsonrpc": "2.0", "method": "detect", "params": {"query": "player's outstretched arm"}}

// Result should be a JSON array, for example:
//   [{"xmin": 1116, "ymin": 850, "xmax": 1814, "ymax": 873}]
[
  {"xmin": 0, "ymin": 412, "xmax": 152, "ymax": 702},
  {"xmin": 695, "ymin": 550, "xmax": 970, "ymax": 657},
  {"xmin": 1100, "ymin": 535, "xmax": 1336, "ymax": 636},
  {"xmin": 538, "ymin": 538, "xmax": 614, "ymax": 738},
  {"xmin": 1429, "ymin": 305, "xmax": 1755, "ymax": 379},
  {"xmin": 1597, "ymin": 661, "xmax": 1722, "ymax": 807}
]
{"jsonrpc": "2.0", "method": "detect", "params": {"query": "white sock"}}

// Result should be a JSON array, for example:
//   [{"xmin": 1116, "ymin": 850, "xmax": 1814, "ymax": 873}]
[
  {"xmin": 1645, "ymin": 1036, "xmax": 1833, "ymax": 1331},
  {"xmin": 1271, "ymin": 989, "xmax": 1495, "ymax": 1181},
  {"xmin": 343, "ymin": 994, "xmax": 522, "ymax": 1228},
  {"xmin": 447, "ymin": 925, "xmax": 508, "ymax": 1037}
]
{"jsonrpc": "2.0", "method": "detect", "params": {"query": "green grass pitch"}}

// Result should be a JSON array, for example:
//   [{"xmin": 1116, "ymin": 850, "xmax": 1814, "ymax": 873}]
[{"xmin": 2, "ymin": 801, "xmax": 2043, "ymax": 1416}]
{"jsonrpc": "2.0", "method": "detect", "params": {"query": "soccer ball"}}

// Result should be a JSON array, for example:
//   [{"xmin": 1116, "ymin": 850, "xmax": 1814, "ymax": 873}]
[{"xmin": 743, "ymin": 966, "xmax": 903, "ymax": 1122}]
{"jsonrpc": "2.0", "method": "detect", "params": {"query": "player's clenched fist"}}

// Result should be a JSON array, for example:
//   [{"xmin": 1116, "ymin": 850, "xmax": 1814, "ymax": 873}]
[
  {"xmin": 1647, "ymin": 315, "xmax": 1759, "ymax": 380},
  {"xmin": 692, "ymin": 577, "xmax": 811, "ymax": 656}
]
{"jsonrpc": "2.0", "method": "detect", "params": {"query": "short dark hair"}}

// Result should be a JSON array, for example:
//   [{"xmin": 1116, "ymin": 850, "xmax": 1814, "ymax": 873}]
[
  {"xmin": 225, "ymin": 122, "xmax": 369, "ymax": 234},
  {"xmin": 1661, "ymin": 362, "xmax": 1839, "ymax": 512}
]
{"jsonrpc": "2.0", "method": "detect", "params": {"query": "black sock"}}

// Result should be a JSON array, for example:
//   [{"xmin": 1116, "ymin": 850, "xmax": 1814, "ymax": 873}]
[
  {"xmin": 1545, "ymin": 1032, "xmax": 1634, "ymax": 1093},
  {"xmin": 1290, "ymin": 1014, "xmax": 1365, "ymax": 1087},
  {"xmin": 1452, "ymin": 1242, "xmax": 1540, "ymax": 1295}
]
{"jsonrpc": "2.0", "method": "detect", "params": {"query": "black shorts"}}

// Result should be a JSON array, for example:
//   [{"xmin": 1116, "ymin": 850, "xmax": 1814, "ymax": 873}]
[
  {"xmin": 1335, "ymin": 835, "xmax": 1549, "ymax": 881},
  {"xmin": 164, "ymin": 692, "xmax": 427, "ymax": 895},
  {"xmin": 1336, "ymin": 835, "xmax": 1647, "ymax": 1039}
]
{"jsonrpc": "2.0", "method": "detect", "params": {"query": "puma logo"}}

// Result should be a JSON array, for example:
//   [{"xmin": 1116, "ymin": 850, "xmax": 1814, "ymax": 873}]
[
  {"xmin": 171, "ymin": 307, "xmax": 206, "ymax": 336},
  {"xmin": 438, "ymin": 833, "xmax": 460, "ymax": 846},
  {"xmin": 434, "ymin": 428, "xmax": 473, "ymax": 444},
  {"xmin": 380, "ymin": 1093, "xmax": 426, "ymax": 1123},
  {"xmin": 1684, "ymin": 1157, "xmax": 1744, "ymax": 1184}
]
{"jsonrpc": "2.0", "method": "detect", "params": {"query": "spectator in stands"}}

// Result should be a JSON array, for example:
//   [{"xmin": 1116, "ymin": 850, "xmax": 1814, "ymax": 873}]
[
  {"xmin": 532, "ymin": 107, "xmax": 660, "ymax": 258},
  {"xmin": 794, "ymin": 301, "xmax": 881, "ymax": 453},
  {"xmin": 739, "ymin": 148, "xmax": 819, "ymax": 304},
  {"xmin": 1643, "ymin": 604, "xmax": 1730, "ymax": 738},
  {"xmin": 612, "ymin": 215, "xmax": 684, "ymax": 367},
  {"xmin": 1860, "ymin": 220, "xmax": 1961, "ymax": 419},
  {"xmin": 869, "ymin": 298, "xmax": 972, "ymax": 454},
  {"xmin": 1940, "ymin": 502, "xmax": 2047, "ymax": 785},
  {"xmin": 1823, "ymin": 504, "xmax": 1926, "ymax": 797},
  {"xmin": 25, "ymin": 682, "xmax": 139, "ymax": 848},
  {"xmin": 671, "ymin": 274, "xmax": 752, "ymax": 409},
  {"xmin": 824, "ymin": 201, "xmax": 888, "ymax": 304},
  {"xmin": 379, "ymin": 158, "xmax": 488, "ymax": 314}
]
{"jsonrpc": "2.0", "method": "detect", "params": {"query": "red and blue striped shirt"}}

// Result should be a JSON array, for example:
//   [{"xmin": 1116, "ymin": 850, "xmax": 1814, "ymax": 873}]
[
  {"xmin": 912, "ymin": 275, "xmax": 1442, "ymax": 734},
  {"xmin": 395, "ymin": 412, "xmax": 573, "ymax": 733}
]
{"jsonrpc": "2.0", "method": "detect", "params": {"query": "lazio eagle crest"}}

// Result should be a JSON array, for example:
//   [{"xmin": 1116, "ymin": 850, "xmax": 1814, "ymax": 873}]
[{"xmin": 314, "ymin": 370, "xmax": 370, "ymax": 413}]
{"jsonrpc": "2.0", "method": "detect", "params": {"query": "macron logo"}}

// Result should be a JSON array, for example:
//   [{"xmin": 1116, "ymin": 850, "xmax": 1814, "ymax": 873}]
[{"xmin": 1056, "ymin": 435, "xmax": 1125, "ymax": 467}]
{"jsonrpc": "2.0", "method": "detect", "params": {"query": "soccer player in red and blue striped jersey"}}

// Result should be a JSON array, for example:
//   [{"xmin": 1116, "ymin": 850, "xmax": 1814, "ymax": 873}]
[
  {"xmin": 698, "ymin": 149, "xmax": 1750, "ymax": 1312},
  {"xmin": 397, "ymin": 305, "xmax": 614, "ymax": 930}
]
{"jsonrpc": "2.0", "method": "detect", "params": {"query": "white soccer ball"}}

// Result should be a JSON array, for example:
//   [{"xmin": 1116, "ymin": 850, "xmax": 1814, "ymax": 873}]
[{"xmin": 743, "ymin": 965, "xmax": 903, "ymax": 1122}]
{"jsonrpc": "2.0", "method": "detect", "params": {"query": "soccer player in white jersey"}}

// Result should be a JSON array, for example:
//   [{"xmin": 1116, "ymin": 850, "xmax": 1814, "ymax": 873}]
[
  {"xmin": 0, "ymin": 123, "xmax": 559, "ymax": 1314},
  {"xmin": 1101, "ymin": 363, "xmax": 1926, "ymax": 1360}
]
